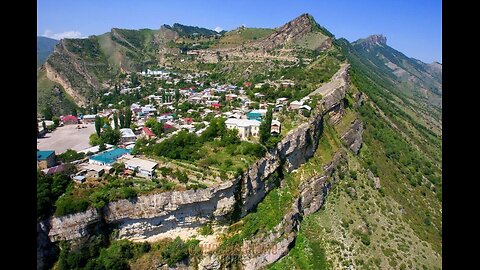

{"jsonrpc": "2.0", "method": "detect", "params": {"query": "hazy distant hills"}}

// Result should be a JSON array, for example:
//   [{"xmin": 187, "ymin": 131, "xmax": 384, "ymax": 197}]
[{"xmin": 37, "ymin": 36, "xmax": 59, "ymax": 68}]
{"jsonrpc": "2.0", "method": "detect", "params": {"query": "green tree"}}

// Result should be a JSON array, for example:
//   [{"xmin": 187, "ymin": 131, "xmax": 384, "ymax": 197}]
[
  {"xmin": 42, "ymin": 121, "xmax": 47, "ymax": 132},
  {"xmin": 71, "ymin": 107, "xmax": 77, "ymax": 116},
  {"xmin": 119, "ymin": 110, "xmax": 125, "ymax": 128},
  {"xmin": 43, "ymin": 106, "xmax": 53, "ymax": 120},
  {"xmin": 259, "ymin": 107, "xmax": 273, "ymax": 145},
  {"xmin": 125, "ymin": 109, "xmax": 132, "ymax": 128},
  {"xmin": 175, "ymin": 89, "xmax": 180, "ymax": 103},
  {"xmin": 99, "ymin": 142, "xmax": 106, "ymax": 151},
  {"xmin": 58, "ymin": 149, "xmax": 85, "ymax": 163},
  {"xmin": 53, "ymin": 116, "xmax": 60, "ymax": 127},
  {"xmin": 89, "ymin": 133, "xmax": 101, "ymax": 146},
  {"xmin": 94, "ymin": 116, "xmax": 102, "ymax": 136},
  {"xmin": 101, "ymin": 126, "xmax": 121, "ymax": 145},
  {"xmin": 113, "ymin": 113, "xmax": 119, "ymax": 130},
  {"xmin": 221, "ymin": 128, "xmax": 240, "ymax": 146}
]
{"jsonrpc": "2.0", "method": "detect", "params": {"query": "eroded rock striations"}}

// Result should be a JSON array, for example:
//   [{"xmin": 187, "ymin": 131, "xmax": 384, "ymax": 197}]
[
  {"xmin": 240, "ymin": 151, "xmax": 346, "ymax": 270},
  {"xmin": 340, "ymin": 119, "xmax": 364, "ymax": 154}
]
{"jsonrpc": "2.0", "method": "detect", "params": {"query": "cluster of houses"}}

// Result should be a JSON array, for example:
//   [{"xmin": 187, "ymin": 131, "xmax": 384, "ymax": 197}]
[
  {"xmin": 254, "ymin": 79, "xmax": 296, "ymax": 89},
  {"xmin": 37, "ymin": 68, "xmax": 322, "ymax": 184},
  {"xmin": 37, "ymin": 147, "xmax": 160, "ymax": 183},
  {"xmin": 38, "ymin": 77, "xmax": 316, "ymax": 146}
]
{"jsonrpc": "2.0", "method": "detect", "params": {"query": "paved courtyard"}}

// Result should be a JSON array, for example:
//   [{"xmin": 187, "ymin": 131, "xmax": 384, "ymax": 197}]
[{"xmin": 37, "ymin": 124, "xmax": 96, "ymax": 154}]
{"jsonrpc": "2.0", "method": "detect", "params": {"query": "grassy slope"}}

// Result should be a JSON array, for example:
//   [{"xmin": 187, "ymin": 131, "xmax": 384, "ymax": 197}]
[
  {"xmin": 37, "ymin": 69, "xmax": 77, "ymax": 116},
  {"xmin": 271, "ymin": 90, "xmax": 441, "ymax": 269},
  {"xmin": 270, "ymin": 39, "xmax": 442, "ymax": 267},
  {"xmin": 213, "ymin": 27, "xmax": 274, "ymax": 48},
  {"xmin": 288, "ymin": 31, "xmax": 330, "ymax": 51},
  {"xmin": 271, "ymin": 151, "xmax": 441, "ymax": 270}
]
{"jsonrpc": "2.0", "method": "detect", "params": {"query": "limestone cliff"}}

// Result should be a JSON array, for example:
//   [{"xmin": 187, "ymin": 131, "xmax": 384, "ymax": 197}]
[
  {"xmin": 37, "ymin": 220, "xmax": 57, "ymax": 270},
  {"xmin": 240, "ymin": 151, "xmax": 346, "ymax": 270},
  {"xmin": 340, "ymin": 119, "xmax": 364, "ymax": 154}
]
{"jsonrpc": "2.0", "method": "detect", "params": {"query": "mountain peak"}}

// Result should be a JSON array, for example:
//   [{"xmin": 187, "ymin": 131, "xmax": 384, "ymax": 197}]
[
  {"xmin": 366, "ymin": 34, "xmax": 387, "ymax": 45},
  {"xmin": 354, "ymin": 34, "xmax": 387, "ymax": 49},
  {"xmin": 283, "ymin": 13, "xmax": 316, "ymax": 32}
]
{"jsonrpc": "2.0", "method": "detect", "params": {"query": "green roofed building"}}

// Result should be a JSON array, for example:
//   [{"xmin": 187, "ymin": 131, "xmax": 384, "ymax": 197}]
[
  {"xmin": 37, "ymin": 150, "xmax": 56, "ymax": 169},
  {"xmin": 89, "ymin": 148, "xmax": 131, "ymax": 166}
]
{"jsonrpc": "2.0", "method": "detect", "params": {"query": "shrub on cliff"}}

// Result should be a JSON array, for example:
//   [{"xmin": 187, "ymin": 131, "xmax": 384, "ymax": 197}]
[
  {"xmin": 37, "ymin": 170, "xmax": 72, "ymax": 220},
  {"xmin": 55, "ymin": 195, "xmax": 89, "ymax": 216},
  {"xmin": 161, "ymin": 237, "xmax": 200, "ymax": 267}
]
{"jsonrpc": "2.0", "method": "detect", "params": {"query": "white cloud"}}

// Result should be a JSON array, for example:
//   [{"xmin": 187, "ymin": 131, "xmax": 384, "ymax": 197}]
[
  {"xmin": 214, "ymin": 26, "xmax": 223, "ymax": 33},
  {"xmin": 42, "ymin": 29, "xmax": 86, "ymax": 40}
]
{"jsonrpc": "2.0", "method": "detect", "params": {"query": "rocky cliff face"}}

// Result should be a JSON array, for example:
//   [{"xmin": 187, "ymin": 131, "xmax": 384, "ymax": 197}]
[
  {"xmin": 48, "ymin": 208, "xmax": 102, "ymax": 242},
  {"xmin": 260, "ymin": 13, "xmax": 315, "ymax": 50},
  {"xmin": 340, "ymin": 119, "xmax": 364, "ymax": 154},
  {"xmin": 354, "ymin": 34, "xmax": 387, "ymax": 50},
  {"xmin": 43, "ymin": 61, "xmax": 88, "ymax": 107},
  {"xmin": 37, "ymin": 220, "xmax": 57, "ymax": 270},
  {"xmin": 239, "ymin": 151, "xmax": 346, "ymax": 270}
]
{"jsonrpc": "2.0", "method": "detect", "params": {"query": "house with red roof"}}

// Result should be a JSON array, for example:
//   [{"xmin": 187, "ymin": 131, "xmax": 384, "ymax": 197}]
[
  {"xmin": 183, "ymin": 117, "xmax": 193, "ymax": 124},
  {"xmin": 141, "ymin": 126, "xmax": 156, "ymax": 139},
  {"xmin": 61, "ymin": 115, "xmax": 79, "ymax": 125},
  {"xmin": 243, "ymin": 82, "xmax": 253, "ymax": 88},
  {"xmin": 211, "ymin": 103, "xmax": 221, "ymax": 110}
]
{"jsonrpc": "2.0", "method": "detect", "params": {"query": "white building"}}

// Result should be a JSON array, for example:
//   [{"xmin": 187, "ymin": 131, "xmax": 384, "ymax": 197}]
[
  {"xmin": 276, "ymin": 97, "xmax": 289, "ymax": 104},
  {"xmin": 271, "ymin": 120, "xmax": 281, "ymax": 135},
  {"xmin": 82, "ymin": 114, "xmax": 97, "ymax": 123},
  {"xmin": 78, "ymin": 144, "xmax": 114, "ymax": 155},
  {"xmin": 125, "ymin": 158, "xmax": 158, "ymax": 179},
  {"xmin": 299, "ymin": 104, "xmax": 312, "ymax": 111},
  {"xmin": 225, "ymin": 118, "xmax": 261, "ymax": 140},
  {"xmin": 120, "ymin": 128, "xmax": 137, "ymax": 143},
  {"xmin": 289, "ymin": 100, "xmax": 304, "ymax": 110}
]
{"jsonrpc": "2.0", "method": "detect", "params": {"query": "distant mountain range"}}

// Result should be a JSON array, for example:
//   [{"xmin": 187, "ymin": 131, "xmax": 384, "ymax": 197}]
[
  {"xmin": 37, "ymin": 14, "xmax": 440, "ymax": 113},
  {"xmin": 37, "ymin": 36, "xmax": 59, "ymax": 68}
]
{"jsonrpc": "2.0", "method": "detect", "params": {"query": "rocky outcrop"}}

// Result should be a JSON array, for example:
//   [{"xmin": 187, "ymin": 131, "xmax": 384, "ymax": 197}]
[
  {"xmin": 240, "ymin": 151, "xmax": 346, "ymax": 270},
  {"xmin": 37, "ymin": 220, "xmax": 57, "ymax": 270},
  {"xmin": 104, "ymin": 180, "xmax": 239, "ymax": 240},
  {"xmin": 340, "ymin": 119, "xmax": 364, "ymax": 154},
  {"xmin": 43, "ymin": 61, "xmax": 88, "ymax": 107},
  {"xmin": 354, "ymin": 34, "xmax": 387, "ymax": 49},
  {"xmin": 198, "ymin": 254, "xmax": 222, "ymax": 270},
  {"xmin": 260, "ymin": 13, "xmax": 315, "ymax": 50},
  {"xmin": 48, "ymin": 180, "xmax": 239, "ymax": 242},
  {"xmin": 48, "ymin": 208, "xmax": 102, "ymax": 242}
]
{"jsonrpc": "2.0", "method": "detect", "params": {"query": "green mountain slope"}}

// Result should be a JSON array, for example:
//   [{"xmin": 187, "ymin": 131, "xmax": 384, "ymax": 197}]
[
  {"xmin": 270, "ymin": 34, "xmax": 442, "ymax": 270},
  {"xmin": 37, "ymin": 36, "xmax": 59, "ymax": 68},
  {"xmin": 351, "ymin": 35, "xmax": 442, "ymax": 107}
]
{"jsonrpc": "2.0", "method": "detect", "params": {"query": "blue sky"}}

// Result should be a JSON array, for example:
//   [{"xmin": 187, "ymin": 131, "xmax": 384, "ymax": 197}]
[{"xmin": 37, "ymin": 0, "xmax": 442, "ymax": 63}]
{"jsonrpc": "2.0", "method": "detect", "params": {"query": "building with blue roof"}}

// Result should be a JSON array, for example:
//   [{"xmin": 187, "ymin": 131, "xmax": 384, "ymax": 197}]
[
  {"xmin": 89, "ymin": 148, "xmax": 131, "ymax": 166},
  {"xmin": 37, "ymin": 150, "xmax": 56, "ymax": 169},
  {"xmin": 247, "ymin": 109, "xmax": 267, "ymax": 121}
]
